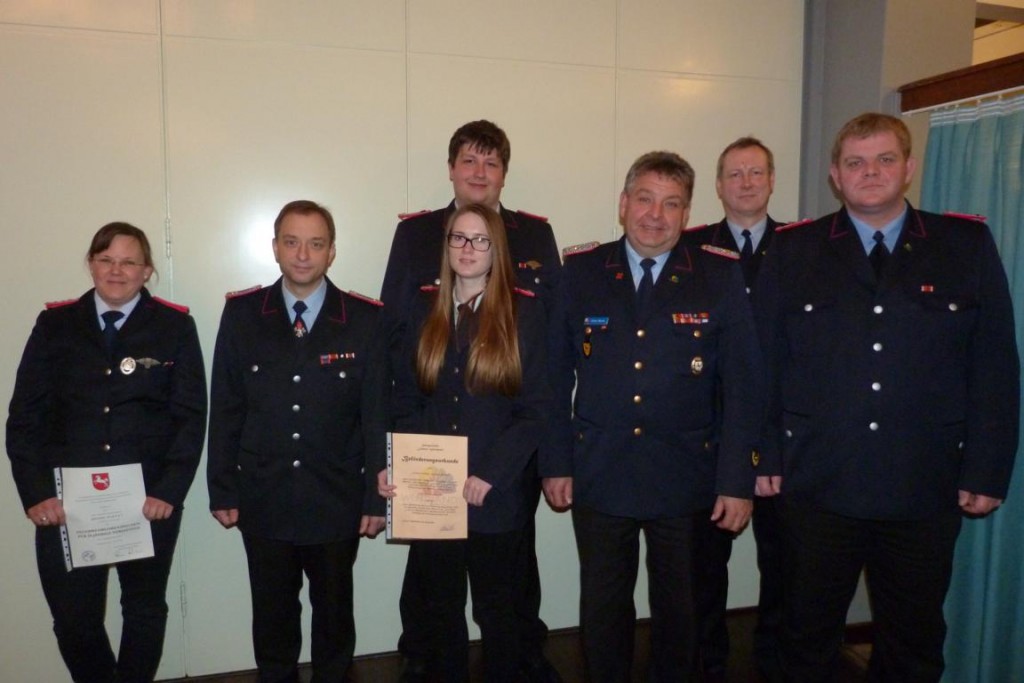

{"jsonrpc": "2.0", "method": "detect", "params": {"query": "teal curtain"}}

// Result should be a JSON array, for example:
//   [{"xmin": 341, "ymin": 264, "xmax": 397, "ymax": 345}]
[{"xmin": 921, "ymin": 93, "xmax": 1024, "ymax": 683}]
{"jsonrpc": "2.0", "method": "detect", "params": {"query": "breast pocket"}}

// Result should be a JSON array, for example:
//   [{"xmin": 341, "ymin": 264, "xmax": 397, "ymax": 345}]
[{"xmin": 782, "ymin": 295, "xmax": 838, "ymax": 358}]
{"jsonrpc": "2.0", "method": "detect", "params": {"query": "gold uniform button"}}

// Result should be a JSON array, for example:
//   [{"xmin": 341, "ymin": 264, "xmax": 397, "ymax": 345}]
[
  {"xmin": 751, "ymin": 451, "xmax": 760, "ymax": 466},
  {"xmin": 633, "ymin": 395, "xmax": 642, "ymax": 404},
  {"xmin": 634, "ymin": 361, "xmax": 643, "ymax": 370},
  {"xmin": 633, "ymin": 427, "xmax": 643, "ymax": 436},
  {"xmin": 636, "ymin": 329, "xmax": 646, "ymax": 338},
  {"xmin": 693, "ymin": 330, "xmax": 701, "ymax": 338},
  {"xmin": 690, "ymin": 357, "xmax": 704, "ymax": 375},
  {"xmin": 585, "ymin": 326, "xmax": 593, "ymax": 335}
]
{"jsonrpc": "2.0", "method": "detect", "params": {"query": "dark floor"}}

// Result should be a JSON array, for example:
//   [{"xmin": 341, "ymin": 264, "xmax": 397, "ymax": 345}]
[{"xmin": 170, "ymin": 610, "xmax": 869, "ymax": 682}]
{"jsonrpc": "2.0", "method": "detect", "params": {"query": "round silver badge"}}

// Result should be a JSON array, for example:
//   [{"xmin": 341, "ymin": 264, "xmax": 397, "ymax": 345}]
[{"xmin": 120, "ymin": 357, "xmax": 137, "ymax": 375}]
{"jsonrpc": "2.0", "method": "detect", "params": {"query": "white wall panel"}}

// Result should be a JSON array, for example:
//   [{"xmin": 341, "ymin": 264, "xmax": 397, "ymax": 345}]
[
  {"xmin": 163, "ymin": 0, "xmax": 405, "ymax": 51},
  {"xmin": 0, "ymin": 0, "xmax": 157, "ymax": 33},
  {"xmin": 616, "ymin": 71, "xmax": 802, "ymax": 227},
  {"xmin": 409, "ymin": 0, "xmax": 617, "ymax": 66},
  {"xmin": 618, "ymin": 0, "xmax": 803, "ymax": 79}
]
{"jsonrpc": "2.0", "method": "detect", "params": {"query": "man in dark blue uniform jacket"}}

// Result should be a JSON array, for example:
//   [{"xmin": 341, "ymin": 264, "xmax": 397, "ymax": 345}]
[
  {"xmin": 379, "ymin": 120, "xmax": 562, "ymax": 683},
  {"xmin": 208, "ymin": 200, "xmax": 387, "ymax": 682},
  {"xmin": 685, "ymin": 137, "xmax": 785, "ymax": 681},
  {"xmin": 754, "ymin": 113, "xmax": 1019, "ymax": 682},
  {"xmin": 543, "ymin": 151, "xmax": 764, "ymax": 682}
]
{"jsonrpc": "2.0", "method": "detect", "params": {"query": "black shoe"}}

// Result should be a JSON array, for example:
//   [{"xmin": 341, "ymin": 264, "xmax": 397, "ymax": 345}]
[
  {"xmin": 398, "ymin": 657, "xmax": 428, "ymax": 683},
  {"xmin": 519, "ymin": 655, "xmax": 563, "ymax": 683}
]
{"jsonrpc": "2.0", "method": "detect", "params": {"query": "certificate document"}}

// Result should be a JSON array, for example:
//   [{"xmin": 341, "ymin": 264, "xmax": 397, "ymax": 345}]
[
  {"xmin": 55, "ymin": 463, "xmax": 154, "ymax": 571},
  {"xmin": 387, "ymin": 432, "xmax": 468, "ymax": 540}
]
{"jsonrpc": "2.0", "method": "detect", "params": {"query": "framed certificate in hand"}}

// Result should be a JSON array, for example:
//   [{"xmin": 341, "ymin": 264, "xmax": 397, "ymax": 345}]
[{"xmin": 386, "ymin": 432, "xmax": 468, "ymax": 540}]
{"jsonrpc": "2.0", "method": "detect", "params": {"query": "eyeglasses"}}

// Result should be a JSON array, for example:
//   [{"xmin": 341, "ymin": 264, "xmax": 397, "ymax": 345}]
[
  {"xmin": 91, "ymin": 257, "xmax": 145, "ymax": 271},
  {"xmin": 447, "ymin": 233, "xmax": 492, "ymax": 252}
]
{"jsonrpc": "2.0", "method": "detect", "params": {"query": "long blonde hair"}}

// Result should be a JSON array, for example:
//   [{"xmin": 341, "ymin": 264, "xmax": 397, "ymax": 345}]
[{"xmin": 415, "ymin": 204, "xmax": 522, "ymax": 396}]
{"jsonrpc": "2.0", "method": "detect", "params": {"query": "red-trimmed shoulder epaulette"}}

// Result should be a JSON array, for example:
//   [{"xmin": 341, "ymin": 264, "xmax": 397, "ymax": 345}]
[
  {"xmin": 683, "ymin": 223, "xmax": 710, "ymax": 232},
  {"xmin": 700, "ymin": 244, "xmax": 740, "ymax": 260},
  {"xmin": 419, "ymin": 284, "xmax": 440, "ymax": 293},
  {"xmin": 225, "ymin": 284, "xmax": 262, "ymax": 299},
  {"xmin": 944, "ymin": 211, "xmax": 986, "ymax": 223},
  {"xmin": 45, "ymin": 298, "xmax": 76, "ymax": 310},
  {"xmin": 776, "ymin": 218, "xmax": 814, "ymax": 232},
  {"xmin": 513, "ymin": 287, "xmax": 536, "ymax": 298},
  {"xmin": 516, "ymin": 209, "xmax": 549, "ymax": 222},
  {"xmin": 563, "ymin": 241, "xmax": 600, "ymax": 258},
  {"xmin": 153, "ymin": 296, "xmax": 189, "ymax": 314},
  {"xmin": 398, "ymin": 209, "xmax": 430, "ymax": 220},
  {"xmin": 347, "ymin": 290, "xmax": 383, "ymax": 307}
]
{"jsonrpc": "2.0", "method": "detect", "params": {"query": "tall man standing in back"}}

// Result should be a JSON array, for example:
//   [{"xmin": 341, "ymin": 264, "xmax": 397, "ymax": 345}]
[
  {"xmin": 208, "ymin": 200, "xmax": 387, "ymax": 682},
  {"xmin": 755, "ymin": 113, "xmax": 1019, "ymax": 681},
  {"xmin": 687, "ymin": 136, "xmax": 785, "ymax": 681},
  {"xmin": 543, "ymin": 151, "xmax": 764, "ymax": 682},
  {"xmin": 380, "ymin": 120, "xmax": 563, "ymax": 683}
]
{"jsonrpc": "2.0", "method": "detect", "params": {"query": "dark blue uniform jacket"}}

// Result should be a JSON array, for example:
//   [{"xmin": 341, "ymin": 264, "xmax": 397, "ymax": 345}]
[
  {"xmin": 546, "ymin": 237, "xmax": 764, "ymax": 520},
  {"xmin": 7, "ymin": 288, "xmax": 207, "ymax": 510},
  {"xmin": 754, "ymin": 205, "xmax": 1019, "ymax": 519},
  {"xmin": 207, "ymin": 278, "xmax": 387, "ymax": 544}
]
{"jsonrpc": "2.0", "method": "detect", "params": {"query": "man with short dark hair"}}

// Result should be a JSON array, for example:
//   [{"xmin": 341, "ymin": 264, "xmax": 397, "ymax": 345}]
[
  {"xmin": 686, "ymin": 136, "xmax": 786, "ymax": 681},
  {"xmin": 544, "ymin": 151, "xmax": 763, "ymax": 681},
  {"xmin": 208, "ymin": 199, "xmax": 387, "ymax": 682},
  {"xmin": 380, "ymin": 120, "xmax": 563, "ymax": 683},
  {"xmin": 755, "ymin": 113, "xmax": 1019, "ymax": 681}
]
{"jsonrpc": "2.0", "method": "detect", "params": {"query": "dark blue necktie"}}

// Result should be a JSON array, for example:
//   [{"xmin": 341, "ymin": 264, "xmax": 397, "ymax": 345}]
[
  {"xmin": 636, "ymin": 258, "xmax": 656, "ymax": 313},
  {"xmin": 101, "ymin": 310, "xmax": 124, "ymax": 350},
  {"xmin": 293, "ymin": 300, "xmax": 308, "ymax": 338},
  {"xmin": 870, "ymin": 231, "xmax": 889, "ymax": 277}
]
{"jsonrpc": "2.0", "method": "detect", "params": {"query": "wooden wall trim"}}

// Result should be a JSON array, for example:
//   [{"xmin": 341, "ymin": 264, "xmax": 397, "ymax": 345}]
[{"xmin": 898, "ymin": 52, "xmax": 1024, "ymax": 113}]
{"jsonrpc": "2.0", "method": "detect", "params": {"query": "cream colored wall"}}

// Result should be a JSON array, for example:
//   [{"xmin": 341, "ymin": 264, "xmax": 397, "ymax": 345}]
[{"xmin": 0, "ymin": 1, "xmax": 804, "ymax": 679}]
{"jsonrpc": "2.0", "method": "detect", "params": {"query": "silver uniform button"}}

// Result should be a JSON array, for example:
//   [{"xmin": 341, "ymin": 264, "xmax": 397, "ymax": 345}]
[
  {"xmin": 292, "ymin": 375, "xmax": 301, "ymax": 383},
  {"xmin": 292, "ymin": 433, "xmax": 300, "ymax": 441},
  {"xmin": 869, "ymin": 422, "xmax": 880, "ymax": 431},
  {"xmin": 292, "ymin": 404, "xmax": 300, "ymax": 412},
  {"xmin": 339, "ymin": 371, "xmax": 347, "ymax": 379},
  {"xmin": 871, "ymin": 382, "xmax": 881, "ymax": 391},
  {"xmin": 804, "ymin": 303, "xmax": 813, "ymax": 312},
  {"xmin": 873, "ymin": 342, "xmax": 883, "ymax": 352},
  {"xmin": 949, "ymin": 302, "xmax": 959, "ymax": 312},
  {"xmin": 292, "ymin": 460, "xmax": 301, "ymax": 468},
  {"xmin": 103, "ymin": 406, "xmax": 110, "ymax": 414},
  {"xmin": 785, "ymin": 429, "xmax": 793, "ymax": 438},
  {"xmin": 102, "ymin": 444, "xmax": 111, "ymax": 452},
  {"xmin": 873, "ymin": 305, "xmax": 884, "ymax": 314},
  {"xmin": 251, "ymin": 364, "xmax": 259, "ymax": 372},
  {"xmin": 534, "ymin": 276, "xmax": 541, "ymax": 284},
  {"xmin": 105, "ymin": 368, "xmax": 112, "ymax": 376}
]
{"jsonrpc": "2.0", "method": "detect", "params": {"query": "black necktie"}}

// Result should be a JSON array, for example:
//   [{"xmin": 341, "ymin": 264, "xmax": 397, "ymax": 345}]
[
  {"xmin": 740, "ymin": 229, "xmax": 755, "ymax": 287},
  {"xmin": 455, "ymin": 294, "xmax": 481, "ymax": 352},
  {"xmin": 740, "ymin": 229, "xmax": 753, "ymax": 262},
  {"xmin": 636, "ymin": 258, "xmax": 656, "ymax": 313},
  {"xmin": 869, "ymin": 231, "xmax": 889, "ymax": 278},
  {"xmin": 293, "ymin": 301, "xmax": 308, "ymax": 338},
  {"xmin": 101, "ymin": 310, "xmax": 124, "ymax": 350}
]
